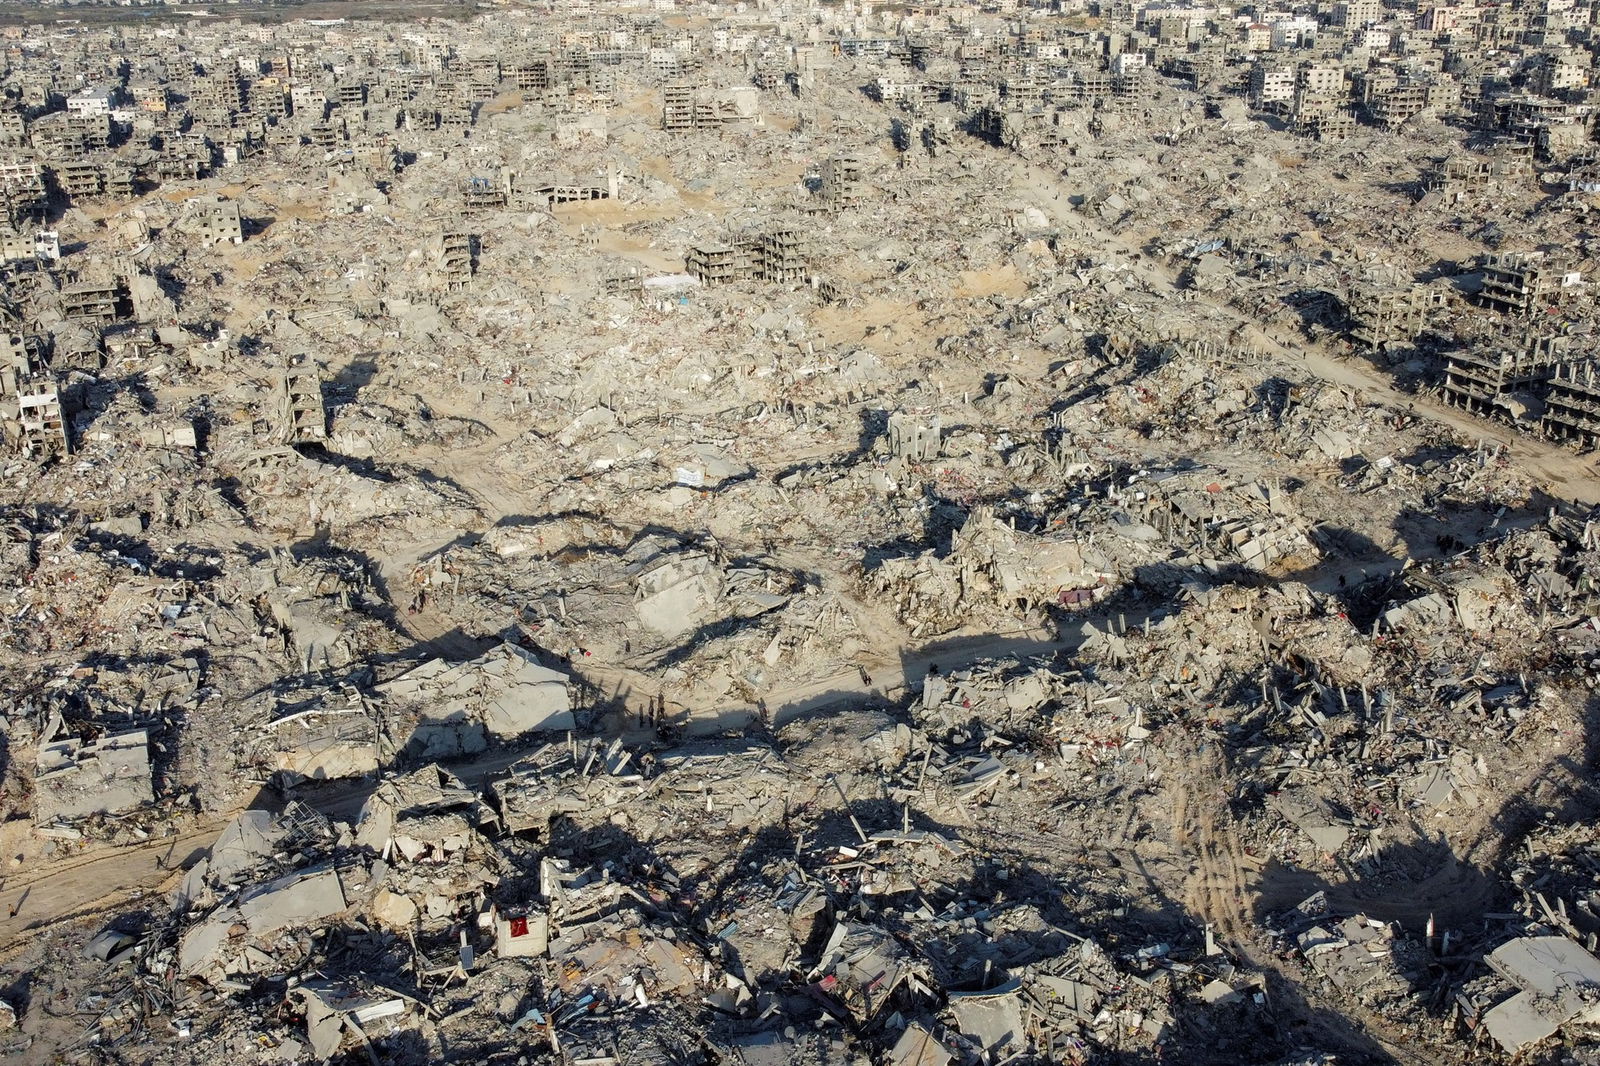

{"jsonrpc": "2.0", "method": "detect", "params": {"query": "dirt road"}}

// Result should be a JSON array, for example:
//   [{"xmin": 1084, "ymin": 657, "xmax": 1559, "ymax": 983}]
[
  {"xmin": 1169, "ymin": 739, "xmax": 1256, "ymax": 947},
  {"xmin": 0, "ymin": 820, "xmax": 220, "ymax": 959}
]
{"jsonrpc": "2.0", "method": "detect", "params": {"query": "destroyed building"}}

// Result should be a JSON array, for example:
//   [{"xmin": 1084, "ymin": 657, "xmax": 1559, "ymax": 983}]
[{"xmin": 4, "ymin": 4, "xmax": 1600, "ymax": 1066}]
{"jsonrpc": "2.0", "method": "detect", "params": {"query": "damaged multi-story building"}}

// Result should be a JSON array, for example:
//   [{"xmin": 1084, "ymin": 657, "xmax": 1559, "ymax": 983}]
[{"xmin": 6, "ymin": 5, "xmax": 1600, "ymax": 1066}]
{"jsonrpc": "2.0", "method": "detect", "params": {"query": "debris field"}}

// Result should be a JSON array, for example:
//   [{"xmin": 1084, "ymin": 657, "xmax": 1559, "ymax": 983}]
[{"xmin": 3, "ymin": 2, "xmax": 1600, "ymax": 1065}]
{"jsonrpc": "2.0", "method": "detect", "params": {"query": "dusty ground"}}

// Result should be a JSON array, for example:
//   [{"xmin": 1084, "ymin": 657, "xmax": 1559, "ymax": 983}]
[{"xmin": 3, "ymin": 27, "xmax": 1599, "ymax": 1066}]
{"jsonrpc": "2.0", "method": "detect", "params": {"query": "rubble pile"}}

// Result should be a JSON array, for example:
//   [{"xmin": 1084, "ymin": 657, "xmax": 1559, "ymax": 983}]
[{"xmin": 7, "ymin": 2, "xmax": 1600, "ymax": 1064}]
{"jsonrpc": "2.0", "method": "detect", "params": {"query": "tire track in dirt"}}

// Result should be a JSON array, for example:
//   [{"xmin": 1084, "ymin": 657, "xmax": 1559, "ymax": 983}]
[
  {"xmin": 1170, "ymin": 741, "xmax": 1254, "ymax": 948},
  {"xmin": 1164, "ymin": 742, "xmax": 1435, "ymax": 1065},
  {"xmin": 0, "ymin": 821, "xmax": 224, "ymax": 961}
]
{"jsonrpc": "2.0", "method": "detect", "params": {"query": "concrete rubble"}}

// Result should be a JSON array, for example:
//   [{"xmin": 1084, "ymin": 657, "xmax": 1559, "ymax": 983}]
[
  {"xmin": 379, "ymin": 641, "xmax": 576, "ymax": 757},
  {"xmin": 2, "ymin": 2, "xmax": 1600, "ymax": 1066}
]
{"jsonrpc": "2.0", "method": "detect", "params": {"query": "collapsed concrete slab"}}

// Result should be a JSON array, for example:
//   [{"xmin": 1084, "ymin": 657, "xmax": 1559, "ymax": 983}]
[
  {"xmin": 179, "ymin": 865, "xmax": 353, "ymax": 974},
  {"xmin": 272, "ymin": 708, "xmax": 380, "ymax": 781},
  {"xmin": 34, "ymin": 715, "xmax": 153, "ymax": 824},
  {"xmin": 355, "ymin": 764, "xmax": 485, "ymax": 862},
  {"xmin": 295, "ymin": 981, "xmax": 411, "ymax": 1061},
  {"xmin": 380, "ymin": 642, "xmax": 573, "ymax": 757},
  {"xmin": 635, "ymin": 551, "xmax": 724, "ymax": 639},
  {"xmin": 1482, "ymin": 935, "xmax": 1600, "ymax": 1054},
  {"xmin": 888, "ymin": 1023, "xmax": 952, "ymax": 1066},
  {"xmin": 947, "ymin": 979, "xmax": 1025, "ymax": 1056}
]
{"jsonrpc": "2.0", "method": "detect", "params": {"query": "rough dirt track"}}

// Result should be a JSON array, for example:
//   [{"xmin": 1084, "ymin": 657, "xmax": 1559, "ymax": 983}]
[
  {"xmin": 1165, "ymin": 745, "xmax": 1439, "ymax": 1066},
  {"xmin": 1169, "ymin": 739, "xmax": 1255, "ymax": 947},
  {"xmin": 0, "ymin": 820, "xmax": 221, "ymax": 961}
]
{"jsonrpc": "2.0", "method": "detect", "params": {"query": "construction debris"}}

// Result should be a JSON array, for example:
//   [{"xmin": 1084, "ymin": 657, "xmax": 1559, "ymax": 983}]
[{"xmin": 3, "ymin": 4, "xmax": 1600, "ymax": 1066}]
